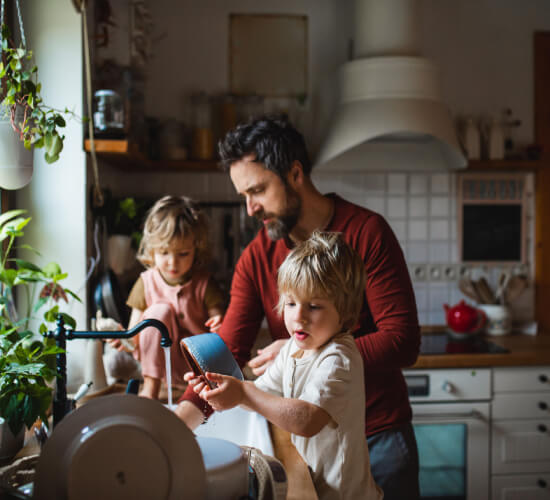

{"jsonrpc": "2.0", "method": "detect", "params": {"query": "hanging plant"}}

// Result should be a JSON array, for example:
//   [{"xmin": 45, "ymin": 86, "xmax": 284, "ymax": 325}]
[{"xmin": 0, "ymin": 23, "xmax": 72, "ymax": 163}]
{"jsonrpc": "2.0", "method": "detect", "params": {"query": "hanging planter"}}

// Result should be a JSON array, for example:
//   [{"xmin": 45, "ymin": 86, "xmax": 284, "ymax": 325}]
[
  {"xmin": 0, "ymin": 1, "xmax": 70, "ymax": 190},
  {"xmin": 0, "ymin": 104, "xmax": 33, "ymax": 189}
]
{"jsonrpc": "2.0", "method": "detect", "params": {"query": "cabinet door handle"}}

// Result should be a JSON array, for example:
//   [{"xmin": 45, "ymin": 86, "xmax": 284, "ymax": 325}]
[
  {"xmin": 413, "ymin": 410, "xmax": 485, "ymax": 421},
  {"xmin": 539, "ymin": 374, "xmax": 549, "ymax": 383},
  {"xmin": 537, "ymin": 479, "xmax": 547, "ymax": 488},
  {"xmin": 537, "ymin": 424, "xmax": 547, "ymax": 433},
  {"xmin": 539, "ymin": 401, "xmax": 548, "ymax": 410}
]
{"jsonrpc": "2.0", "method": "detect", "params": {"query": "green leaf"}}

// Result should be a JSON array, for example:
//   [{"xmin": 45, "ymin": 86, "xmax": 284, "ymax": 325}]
[
  {"xmin": 54, "ymin": 115, "xmax": 66, "ymax": 127},
  {"xmin": 0, "ymin": 210, "xmax": 27, "ymax": 230},
  {"xmin": 59, "ymin": 313, "xmax": 76, "ymax": 330},
  {"xmin": 14, "ymin": 259, "xmax": 43, "ymax": 272},
  {"xmin": 64, "ymin": 288, "xmax": 82, "ymax": 303},
  {"xmin": 42, "ymin": 262, "xmax": 61, "ymax": 277}
]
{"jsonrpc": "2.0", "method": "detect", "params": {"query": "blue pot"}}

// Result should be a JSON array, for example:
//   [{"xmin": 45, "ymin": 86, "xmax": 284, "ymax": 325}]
[{"xmin": 181, "ymin": 333, "xmax": 243, "ymax": 388}]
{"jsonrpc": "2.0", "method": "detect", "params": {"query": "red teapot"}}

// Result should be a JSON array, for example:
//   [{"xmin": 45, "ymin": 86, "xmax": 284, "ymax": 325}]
[{"xmin": 443, "ymin": 300, "xmax": 486, "ymax": 334}]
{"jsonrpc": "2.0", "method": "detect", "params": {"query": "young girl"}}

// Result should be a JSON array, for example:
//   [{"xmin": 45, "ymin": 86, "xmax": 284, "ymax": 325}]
[
  {"xmin": 103, "ymin": 195, "xmax": 225, "ymax": 399},
  {"xmin": 188, "ymin": 232, "xmax": 382, "ymax": 500}
]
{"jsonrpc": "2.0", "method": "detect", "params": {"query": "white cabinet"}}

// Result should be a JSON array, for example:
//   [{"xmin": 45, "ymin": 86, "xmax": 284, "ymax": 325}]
[{"xmin": 492, "ymin": 366, "xmax": 550, "ymax": 500}]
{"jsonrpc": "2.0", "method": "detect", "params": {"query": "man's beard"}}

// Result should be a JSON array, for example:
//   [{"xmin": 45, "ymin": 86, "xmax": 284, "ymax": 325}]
[{"xmin": 258, "ymin": 187, "xmax": 301, "ymax": 241}]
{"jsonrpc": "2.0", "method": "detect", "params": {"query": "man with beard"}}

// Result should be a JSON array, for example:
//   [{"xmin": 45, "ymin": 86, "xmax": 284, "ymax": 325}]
[{"xmin": 174, "ymin": 116, "xmax": 421, "ymax": 500}]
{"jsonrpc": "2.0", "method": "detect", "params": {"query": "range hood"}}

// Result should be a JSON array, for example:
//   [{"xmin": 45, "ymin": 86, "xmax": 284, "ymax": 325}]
[{"xmin": 315, "ymin": 0, "xmax": 467, "ymax": 171}]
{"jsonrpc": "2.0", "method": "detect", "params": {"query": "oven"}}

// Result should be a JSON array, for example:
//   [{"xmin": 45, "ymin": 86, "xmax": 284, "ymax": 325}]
[{"xmin": 404, "ymin": 368, "xmax": 491, "ymax": 500}]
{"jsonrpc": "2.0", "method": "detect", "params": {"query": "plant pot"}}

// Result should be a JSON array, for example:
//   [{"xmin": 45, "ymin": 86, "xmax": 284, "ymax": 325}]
[
  {"xmin": 107, "ymin": 234, "xmax": 133, "ymax": 275},
  {"xmin": 0, "ymin": 106, "xmax": 34, "ymax": 190},
  {"xmin": 0, "ymin": 417, "xmax": 25, "ymax": 463}
]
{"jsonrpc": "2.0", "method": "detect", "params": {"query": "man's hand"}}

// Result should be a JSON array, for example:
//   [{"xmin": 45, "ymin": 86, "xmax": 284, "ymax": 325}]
[
  {"xmin": 205, "ymin": 314, "xmax": 223, "ymax": 332},
  {"xmin": 247, "ymin": 339, "xmax": 288, "ymax": 376}
]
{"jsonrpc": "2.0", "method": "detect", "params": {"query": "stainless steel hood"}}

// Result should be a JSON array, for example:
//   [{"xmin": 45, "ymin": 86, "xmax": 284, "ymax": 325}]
[{"xmin": 315, "ymin": 0, "xmax": 467, "ymax": 171}]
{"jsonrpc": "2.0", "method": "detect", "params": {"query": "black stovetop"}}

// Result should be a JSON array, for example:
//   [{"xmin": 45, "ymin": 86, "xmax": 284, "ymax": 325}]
[{"xmin": 420, "ymin": 332, "xmax": 509, "ymax": 355}]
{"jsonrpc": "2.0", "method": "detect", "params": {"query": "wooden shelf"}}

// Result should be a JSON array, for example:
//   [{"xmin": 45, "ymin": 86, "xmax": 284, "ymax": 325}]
[
  {"xmin": 84, "ymin": 139, "xmax": 220, "ymax": 171},
  {"xmin": 84, "ymin": 138, "xmax": 129, "ymax": 153},
  {"xmin": 467, "ymin": 159, "xmax": 547, "ymax": 171}
]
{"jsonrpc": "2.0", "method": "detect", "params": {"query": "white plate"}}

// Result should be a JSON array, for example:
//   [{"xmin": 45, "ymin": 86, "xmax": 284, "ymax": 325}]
[{"xmin": 33, "ymin": 394, "xmax": 206, "ymax": 500}]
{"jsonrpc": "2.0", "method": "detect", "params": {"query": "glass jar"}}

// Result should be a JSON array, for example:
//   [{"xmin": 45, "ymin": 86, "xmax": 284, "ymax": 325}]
[
  {"xmin": 191, "ymin": 93, "xmax": 214, "ymax": 160},
  {"xmin": 93, "ymin": 90, "xmax": 125, "ymax": 138}
]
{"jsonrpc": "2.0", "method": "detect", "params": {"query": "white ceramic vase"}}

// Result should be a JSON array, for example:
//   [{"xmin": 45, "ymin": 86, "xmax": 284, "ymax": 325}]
[
  {"xmin": 0, "ymin": 417, "xmax": 25, "ymax": 463},
  {"xmin": 0, "ymin": 106, "xmax": 34, "ymax": 190},
  {"xmin": 107, "ymin": 234, "xmax": 133, "ymax": 275}
]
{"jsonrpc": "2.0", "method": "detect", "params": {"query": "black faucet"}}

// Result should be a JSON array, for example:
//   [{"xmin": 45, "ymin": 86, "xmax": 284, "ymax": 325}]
[{"xmin": 46, "ymin": 315, "xmax": 172, "ymax": 427}]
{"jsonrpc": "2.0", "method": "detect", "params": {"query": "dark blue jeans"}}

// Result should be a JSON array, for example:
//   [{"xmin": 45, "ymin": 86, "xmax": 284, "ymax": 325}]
[{"xmin": 367, "ymin": 423, "xmax": 420, "ymax": 500}]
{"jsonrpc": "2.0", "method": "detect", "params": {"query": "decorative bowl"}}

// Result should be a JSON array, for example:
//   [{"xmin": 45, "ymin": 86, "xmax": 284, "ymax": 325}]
[{"xmin": 180, "ymin": 333, "xmax": 243, "ymax": 388}]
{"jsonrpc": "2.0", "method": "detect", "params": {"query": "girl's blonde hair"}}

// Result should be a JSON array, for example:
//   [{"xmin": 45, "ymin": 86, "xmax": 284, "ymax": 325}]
[
  {"xmin": 137, "ymin": 195, "xmax": 210, "ymax": 269},
  {"xmin": 277, "ymin": 231, "xmax": 366, "ymax": 331}
]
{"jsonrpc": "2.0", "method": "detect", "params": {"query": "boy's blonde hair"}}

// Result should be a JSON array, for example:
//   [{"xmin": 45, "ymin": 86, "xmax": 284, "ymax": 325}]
[
  {"xmin": 276, "ymin": 231, "xmax": 366, "ymax": 331},
  {"xmin": 137, "ymin": 195, "xmax": 210, "ymax": 269}
]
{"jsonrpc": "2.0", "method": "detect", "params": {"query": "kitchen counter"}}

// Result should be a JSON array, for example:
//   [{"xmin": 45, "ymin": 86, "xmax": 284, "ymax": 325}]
[{"xmin": 411, "ymin": 332, "xmax": 550, "ymax": 369}]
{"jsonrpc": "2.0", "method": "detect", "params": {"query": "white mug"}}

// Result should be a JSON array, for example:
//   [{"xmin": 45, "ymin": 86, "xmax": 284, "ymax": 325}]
[{"xmin": 478, "ymin": 304, "xmax": 512, "ymax": 336}]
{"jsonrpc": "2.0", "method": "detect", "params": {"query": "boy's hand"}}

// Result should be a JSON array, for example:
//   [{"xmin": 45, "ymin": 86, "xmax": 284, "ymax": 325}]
[
  {"xmin": 204, "ymin": 314, "xmax": 223, "ymax": 332},
  {"xmin": 188, "ymin": 372, "xmax": 244, "ymax": 411},
  {"xmin": 184, "ymin": 371, "xmax": 209, "ymax": 393}
]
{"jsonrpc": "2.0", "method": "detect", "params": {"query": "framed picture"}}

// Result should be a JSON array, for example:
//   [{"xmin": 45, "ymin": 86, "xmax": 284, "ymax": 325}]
[{"xmin": 229, "ymin": 14, "xmax": 308, "ymax": 97}]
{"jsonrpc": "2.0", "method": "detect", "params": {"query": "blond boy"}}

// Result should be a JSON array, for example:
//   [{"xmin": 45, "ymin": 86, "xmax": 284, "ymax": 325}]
[{"xmin": 188, "ymin": 231, "xmax": 383, "ymax": 500}]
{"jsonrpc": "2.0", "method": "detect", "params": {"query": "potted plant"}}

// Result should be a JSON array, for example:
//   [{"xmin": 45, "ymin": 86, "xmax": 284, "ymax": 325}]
[
  {"xmin": 106, "ymin": 197, "xmax": 144, "ymax": 275},
  {"xmin": 0, "ymin": 23, "xmax": 71, "ymax": 189},
  {"xmin": 0, "ymin": 210, "xmax": 79, "ymax": 460}
]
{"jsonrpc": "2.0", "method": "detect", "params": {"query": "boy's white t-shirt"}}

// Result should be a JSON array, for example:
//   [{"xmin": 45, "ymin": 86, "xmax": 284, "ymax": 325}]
[{"xmin": 254, "ymin": 333, "xmax": 383, "ymax": 500}]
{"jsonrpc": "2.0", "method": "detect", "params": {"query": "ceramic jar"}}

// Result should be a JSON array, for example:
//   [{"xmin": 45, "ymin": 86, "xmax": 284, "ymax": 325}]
[
  {"xmin": 477, "ymin": 304, "xmax": 512, "ymax": 336},
  {"xmin": 463, "ymin": 117, "xmax": 480, "ymax": 160}
]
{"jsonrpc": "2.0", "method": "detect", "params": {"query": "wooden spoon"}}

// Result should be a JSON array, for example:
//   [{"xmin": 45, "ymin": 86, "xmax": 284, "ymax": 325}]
[
  {"xmin": 476, "ymin": 277, "xmax": 496, "ymax": 304},
  {"xmin": 458, "ymin": 277, "xmax": 482, "ymax": 303},
  {"xmin": 504, "ymin": 275, "xmax": 528, "ymax": 304}
]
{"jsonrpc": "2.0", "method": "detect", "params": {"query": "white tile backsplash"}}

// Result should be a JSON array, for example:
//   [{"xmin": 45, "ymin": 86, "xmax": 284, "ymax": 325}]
[
  {"xmin": 429, "ymin": 283, "xmax": 450, "ymax": 311},
  {"xmin": 409, "ymin": 220, "xmax": 428, "ymax": 240},
  {"xmin": 429, "ymin": 242, "xmax": 450, "ymax": 262},
  {"xmin": 410, "ymin": 174, "xmax": 428, "ymax": 194},
  {"xmin": 388, "ymin": 174, "xmax": 407, "ymax": 193},
  {"xmin": 387, "ymin": 197, "xmax": 407, "ymax": 218},
  {"xmin": 363, "ymin": 174, "xmax": 386, "ymax": 193},
  {"xmin": 430, "ymin": 219, "xmax": 450, "ymax": 240},
  {"xmin": 430, "ymin": 196, "xmax": 450, "ymax": 217},
  {"xmin": 388, "ymin": 219, "xmax": 407, "ymax": 240},
  {"xmin": 409, "ymin": 197, "xmax": 428, "ymax": 217},
  {"xmin": 413, "ymin": 284, "xmax": 429, "ymax": 310},
  {"xmin": 407, "ymin": 242, "xmax": 429, "ymax": 262},
  {"xmin": 148, "ymin": 168, "xmax": 534, "ymax": 327},
  {"xmin": 364, "ymin": 196, "xmax": 385, "ymax": 215},
  {"xmin": 340, "ymin": 174, "xmax": 365, "ymax": 197},
  {"xmin": 430, "ymin": 173, "xmax": 450, "ymax": 193}
]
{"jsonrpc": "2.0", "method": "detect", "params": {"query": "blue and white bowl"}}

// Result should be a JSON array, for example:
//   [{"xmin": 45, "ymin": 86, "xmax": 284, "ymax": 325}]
[{"xmin": 180, "ymin": 333, "xmax": 243, "ymax": 387}]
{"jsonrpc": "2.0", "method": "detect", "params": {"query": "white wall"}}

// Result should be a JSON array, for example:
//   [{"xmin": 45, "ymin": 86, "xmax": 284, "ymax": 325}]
[
  {"xmin": 16, "ymin": 0, "xmax": 88, "ymax": 390},
  {"xmin": 96, "ymin": 0, "xmax": 550, "ymax": 328},
  {"xmin": 421, "ymin": 0, "xmax": 550, "ymax": 147},
  {"xmin": 95, "ymin": 0, "xmax": 550, "ymax": 167}
]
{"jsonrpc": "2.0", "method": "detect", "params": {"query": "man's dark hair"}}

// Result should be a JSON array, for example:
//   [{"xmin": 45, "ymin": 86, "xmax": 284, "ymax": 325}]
[{"xmin": 218, "ymin": 115, "xmax": 312, "ymax": 179}]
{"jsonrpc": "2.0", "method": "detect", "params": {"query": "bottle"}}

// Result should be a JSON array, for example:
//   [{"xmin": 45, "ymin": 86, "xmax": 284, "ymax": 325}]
[
  {"xmin": 464, "ymin": 117, "xmax": 480, "ymax": 160},
  {"xmin": 191, "ymin": 93, "xmax": 214, "ymax": 160},
  {"xmin": 488, "ymin": 117, "xmax": 505, "ymax": 160}
]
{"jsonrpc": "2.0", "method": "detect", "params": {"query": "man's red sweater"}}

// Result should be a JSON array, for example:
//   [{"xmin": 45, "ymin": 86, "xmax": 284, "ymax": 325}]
[{"xmin": 181, "ymin": 194, "xmax": 420, "ymax": 436}]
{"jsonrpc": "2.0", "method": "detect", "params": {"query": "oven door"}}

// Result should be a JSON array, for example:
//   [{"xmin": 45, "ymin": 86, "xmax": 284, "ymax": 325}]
[{"xmin": 412, "ymin": 402, "xmax": 490, "ymax": 500}]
